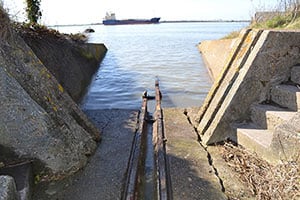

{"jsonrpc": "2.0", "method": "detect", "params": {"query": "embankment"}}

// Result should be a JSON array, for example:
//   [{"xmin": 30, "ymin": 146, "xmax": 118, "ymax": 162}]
[
  {"xmin": 0, "ymin": 6, "xmax": 107, "ymax": 179},
  {"xmin": 18, "ymin": 27, "xmax": 107, "ymax": 102}
]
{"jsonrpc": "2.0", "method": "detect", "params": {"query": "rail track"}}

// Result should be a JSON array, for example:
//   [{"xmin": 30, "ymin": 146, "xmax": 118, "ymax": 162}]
[{"xmin": 122, "ymin": 80, "xmax": 172, "ymax": 200}]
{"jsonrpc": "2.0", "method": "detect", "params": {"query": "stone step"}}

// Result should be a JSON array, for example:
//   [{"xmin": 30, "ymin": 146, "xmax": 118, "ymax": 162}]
[
  {"xmin": 236, "ymin": 123, "xmax": 274, "ymax": 161},
  {"xmin": 270, "ymin": 84, "xmax": 300, "ymax": 111},
  {"xmin": 291, "ymin": 65, "xmax": 300, "ymax": 85},
  {"xmin": 250, "ymin": 104, "xmax": 296, "ymax": 130}
]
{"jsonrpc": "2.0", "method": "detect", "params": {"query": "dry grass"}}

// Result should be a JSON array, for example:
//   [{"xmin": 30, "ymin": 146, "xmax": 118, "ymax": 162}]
[
  {"xmin": 221, "ymin": 142, "xmax": 299, "ymax": 200},
  {"xmin": 14, "ymin": 23, "xmax": 87, "ymax": 43},
  {"xmin": 221, "ymin": 31, "xmax": 240, "ymax": 40},
  {"xmin": 1, "ymin": 5, "xmax": 87, "ymax": 44}
]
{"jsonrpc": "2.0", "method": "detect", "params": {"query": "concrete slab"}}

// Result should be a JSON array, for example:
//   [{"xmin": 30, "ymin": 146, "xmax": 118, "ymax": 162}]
[
  {"xmin": 206, "ymin": 146, "xmax": 255, "ymax": 200},
  {"xmin": 184, "ymin": 107, "xmax": 201, "ymax": 128},
  {"xmin": 32, "ymin": 109, "xmax": 139, "ymax": 200},
  {"xmin": 291, "ymin": 65, "xmax": 300, "ymax": 85},
  {"xmin": 30, "ymin": 108, "xmax": 258, "ymax": 199},
  {"xmin": 250, "ymin": 103, "xmax": 296, "ymax": 130},
  {"xmin": 236, "ymin": 123, "xmax": 278, "ymax": 163},
  {"xmin": 163, "ymin": 108, "xmax": 227, "ymax": 200},
  {"xmin": 237, "ymin": 123, "xmax": 273, "ymax": 149},
  {"xmin": 271, "ymin": 84, "xmax": 300, "ymax": 111}
]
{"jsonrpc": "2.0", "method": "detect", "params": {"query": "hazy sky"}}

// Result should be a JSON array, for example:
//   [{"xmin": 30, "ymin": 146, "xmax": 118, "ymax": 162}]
[{"xmin": 3, "ymin": 0, "xmax": 280, "ymax": 25}]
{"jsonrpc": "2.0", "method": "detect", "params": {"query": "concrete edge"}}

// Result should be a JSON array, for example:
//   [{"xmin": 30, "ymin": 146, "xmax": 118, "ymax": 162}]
[{"xmin": 201, "ymin": 29, "xmax": 266, "ymax": 144}]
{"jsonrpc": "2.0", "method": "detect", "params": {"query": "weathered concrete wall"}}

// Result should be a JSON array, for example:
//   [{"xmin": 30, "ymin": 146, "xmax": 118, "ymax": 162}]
[
  {"xmin": 19, "ymin": 30, "xmax": 107, "ymax": 102},
  {"xmin": 196, "ymin": 29, "xmax": 300, "ymax": 144},
  {"xmin": 198, "ymin": 38, "xmax": 236, "ymax": 81},
  {"xmin": 0, "ymin": 7, "xmax": 102, "ymax": 178}
]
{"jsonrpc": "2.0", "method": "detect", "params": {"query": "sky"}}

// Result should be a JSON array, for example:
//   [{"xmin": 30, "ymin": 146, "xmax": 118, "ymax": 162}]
[{"xmin": 2, "ymin": 0, "xmax": 281, "ymax": 25}]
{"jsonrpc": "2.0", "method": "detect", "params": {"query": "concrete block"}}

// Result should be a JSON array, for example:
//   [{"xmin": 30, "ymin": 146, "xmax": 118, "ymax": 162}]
[
  {"xmin": 270, "ymin": 112, "xmax": 300, "ymax": 162},
  {"xmin": 271, "ymin": 84, "xmax": 300, "ymax": 111},
  {"xmin": 271, "ymin": 127, "xmax": 300, "ymax": 162},
  {"xmin": 236, "ymin": 123, "xmax": 276, "ymax": 163},
  {"xmin": 251, "ymin": 104, "xmax": 296, "ymax": 130},
  {"xmin": 237, "ymin": 123, "xmax": 273, "ymax": 148},
  {"xmin": 291, "ymin": 65, "xmax": 300, "ymax": 85},
  {"xmin": 0, "ymin": 175, "xmax": 18, "ymax": 200},
  {"xmin": 197, "ymin": 29, "xmax": 263, "ymax": 143}
]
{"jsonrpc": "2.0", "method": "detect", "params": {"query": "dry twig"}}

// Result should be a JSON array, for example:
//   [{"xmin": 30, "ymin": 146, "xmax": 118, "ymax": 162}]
[{"xmin": 221, "ymin": 142, "xmax": 299, "ymax": 200}]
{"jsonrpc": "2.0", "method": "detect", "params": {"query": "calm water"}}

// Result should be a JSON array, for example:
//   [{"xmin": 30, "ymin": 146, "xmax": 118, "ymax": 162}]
[{"xmin": 57, "ymin": 22, "xmax": 248, "ymax": 109}]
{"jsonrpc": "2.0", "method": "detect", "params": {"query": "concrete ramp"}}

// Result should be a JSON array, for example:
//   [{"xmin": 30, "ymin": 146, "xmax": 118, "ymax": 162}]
[{"xmin": 196, "ymin": 29, "xmax": 300, "ymax": 159}]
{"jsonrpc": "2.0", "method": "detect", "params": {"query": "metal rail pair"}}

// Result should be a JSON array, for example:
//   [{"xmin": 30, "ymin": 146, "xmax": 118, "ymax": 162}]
[{"xmin": 122, "ymin": 80, "xmax": 172, "ymax": 200}]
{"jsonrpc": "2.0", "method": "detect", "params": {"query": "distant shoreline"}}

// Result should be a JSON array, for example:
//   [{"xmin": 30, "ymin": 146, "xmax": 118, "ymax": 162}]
[
  {"xmin": 161, "ymin": 20, "xmax": 250, "ymax": 23},
  {"xmin": 48, "ymin": 20, "xmax": 250, "ymax": 27}
]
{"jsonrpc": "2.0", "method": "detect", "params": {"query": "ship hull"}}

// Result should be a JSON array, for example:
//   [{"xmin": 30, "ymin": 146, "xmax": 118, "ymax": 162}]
[{"xmin": 103, "ymin": 17, "xmax": 160, "ymax": 25}]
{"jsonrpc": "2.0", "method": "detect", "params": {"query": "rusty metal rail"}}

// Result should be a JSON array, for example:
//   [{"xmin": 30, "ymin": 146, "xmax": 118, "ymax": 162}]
[
  {"xmin": 153, "ymin": 80, "xmax": 173, "ymax": 200},
  {"xmin": 121, "ymin": 79, "xmax": 172, "ymax": 200},
  {"xmin": 122, "ymin": 96, "xmax": 148, "ymax": 200}
]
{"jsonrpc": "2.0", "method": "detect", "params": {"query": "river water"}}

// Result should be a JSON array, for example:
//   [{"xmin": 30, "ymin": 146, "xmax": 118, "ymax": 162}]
[{"xmin": 57, "ymin": 22, "xmax": 248, "ymax": 109}]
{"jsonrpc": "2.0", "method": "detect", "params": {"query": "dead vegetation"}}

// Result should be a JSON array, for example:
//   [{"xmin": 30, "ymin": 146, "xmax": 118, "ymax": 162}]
[
  {"xmin": 13, "ymin": 23, "xmax": 88, "ymax": 43},
  {"xmin": 221, "ymin": 142, "xmax": 299, "ymax": 200},
  {"xmin": 1, "ymin": 4, "xmax": 87, "ymax": 45},
  {"xmin": 0, "ymin": 6, "xmax": 13, "ymax": 41}
]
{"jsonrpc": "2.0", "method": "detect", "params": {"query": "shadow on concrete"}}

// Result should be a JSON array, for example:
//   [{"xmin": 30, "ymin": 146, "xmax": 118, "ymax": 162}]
[
  {"xmin": 168, "ymin": 153, "xmax": 227, "ymax": 200},
  {"xmin": 31, "ymin": 109, "xmax": 139, "ymax": 200},
  {"xmin": 30, "ymin": 108, "xmax": 226, "ymax": 200}
]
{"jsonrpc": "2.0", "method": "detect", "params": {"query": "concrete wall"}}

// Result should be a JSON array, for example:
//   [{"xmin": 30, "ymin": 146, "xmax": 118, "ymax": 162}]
[
  {"xmin": 20, "ymin": 31, "xmax": 107, "ymax": 102},
  {"xmin": 196, "ymin": 29, "xmax": 300, "ymax": 145},
  {"xmin": 0, "ymin": 7, "xmax": 105, "ymax": 178},
  {"xmin": 198, "ymin": 38, "xmax": 236, "ymax": 81}
]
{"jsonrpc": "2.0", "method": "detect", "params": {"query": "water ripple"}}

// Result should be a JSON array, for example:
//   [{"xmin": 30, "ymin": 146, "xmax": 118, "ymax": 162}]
[{"xmin": 57, "ymin": 22, "xmax": 248, "ymax": 109}]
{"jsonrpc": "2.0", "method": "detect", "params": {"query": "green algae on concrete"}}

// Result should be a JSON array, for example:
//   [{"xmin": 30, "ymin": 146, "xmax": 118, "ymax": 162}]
[
  {"xmin": 0, "ymin": 5, "xmax": 101, "ymax": 179},
  {"xmin": 19, "ymin": 28, "xmax": 107, "ymax": 103}
]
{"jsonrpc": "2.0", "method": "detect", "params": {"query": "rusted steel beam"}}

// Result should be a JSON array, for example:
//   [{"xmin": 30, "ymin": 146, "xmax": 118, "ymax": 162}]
[
  {"xmin": 153, "ymin": 80, "xmax": 173, "ymax": 200},
  {"xmin": 122, "ymin": 80, "xmax": 172, "ymax": 200},
  {"xmin": 122, "ymin": 96, "xmax": 148, "ymax": 200}
]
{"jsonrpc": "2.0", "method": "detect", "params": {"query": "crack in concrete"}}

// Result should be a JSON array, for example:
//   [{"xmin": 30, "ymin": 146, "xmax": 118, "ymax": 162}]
[
  {"xmin": 183, "ymin": 109, "xmax": 226, "ymax": 194},
  {"xmin": 97, "ymin": 111, "xmax": 115, "ymax": 133}
]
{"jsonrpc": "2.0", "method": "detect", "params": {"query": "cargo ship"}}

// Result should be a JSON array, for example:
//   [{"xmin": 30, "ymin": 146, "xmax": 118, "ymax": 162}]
[{"xmin": 103, "ymin": 12, "xmax": 160, "ymax": 25}]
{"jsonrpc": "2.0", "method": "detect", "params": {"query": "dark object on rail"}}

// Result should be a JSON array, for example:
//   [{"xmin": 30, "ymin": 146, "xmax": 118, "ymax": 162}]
[
  {"xmin": 122, "ymin": 79, "xmax": 172, "ymax": 200},
  {"xmin": 142, "ymin": 90, "xmax": 155, "ymax": 100},
  {"xmin": 84, "ymin": 28, "xmax": 95, "ymax": 33}
]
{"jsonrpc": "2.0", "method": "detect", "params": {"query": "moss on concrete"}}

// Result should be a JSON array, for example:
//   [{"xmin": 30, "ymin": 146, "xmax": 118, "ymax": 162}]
[{"xmin": 17, "ymin": 26, "xmax": 107, "ymax": 102}]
